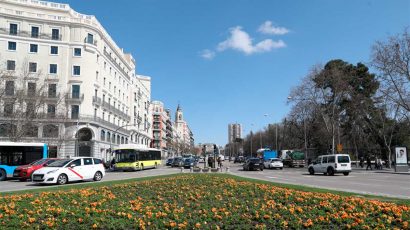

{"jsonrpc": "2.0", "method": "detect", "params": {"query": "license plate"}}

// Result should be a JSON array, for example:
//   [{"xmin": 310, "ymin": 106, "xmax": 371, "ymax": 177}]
[
  {"xmin": 33, "ymin": 176, "xmax": 42, "ymax": 180},
  {"xmin": 13, "ymin": 173, "xmax": 19, "ymax": 177},
  {"xmin": 341, "ymin": 164, "xmax": 347, "ymax": 166}
]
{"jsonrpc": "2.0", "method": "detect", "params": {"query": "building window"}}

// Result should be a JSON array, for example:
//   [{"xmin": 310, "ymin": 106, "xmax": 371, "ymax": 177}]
[
  {"xmin": 100, "ymin": 130, "xmax": 106, "ymax": 141},
  {"xmin": 51, "ymin": 29, "xmax": 60, "ymax": 40},
  {"xmin": 48, "ymin": 84, "xmax": 57, "ymax": 98},
  {"xmin": 5, "ymin": 81, "xmax": 14, "ymax": 96},
  {"xmin": 6, "ymin": 60, "xmax": 15, "ymax": 71},
  {"xmin": 50, "ymin": 46, "xmax": 58, "ymax": 55},
  {"xmin": 94, "ymin": 108, "xmax": 97, "ymax": 118},
  {"xmin": 27, "ymin": 82, "xmax": 36, "ymax": 97},
  {"xmin": 47, "ymin": 104, "xmax": 56, "ymax": 118},
  {"xmin": 74, "ymin": 48, "xmax": 81, "ymax": 56},
  {"xmin": 29, "ymin": 44, "xmax": 38, "ymax": 53},
  {"xmin": 96, "ymin": 71, "xmax": 99, "ymax": 81},
  {"xmin": 71, "ymin": 105, "xmax": 79, "ymax": 119},
  {"xmin": 8, "ymin": 41, "xmax": 16, "ymax": 51},
  {"xmin": 29, "ymin": 62, "xmax": 37, "ymax": 72},
  {"xmin": 72, "ymin": 85, "xmax": 80, "ymax": 98},
  {"xmin": 73, "ymin": 66, "xmax": 81, "ymax": 76},
  {"xmin": 107, "ymin": 132, "xmax": 111, "ymax": 142},
  {"xmin": 9, "ymin": 23, "xmax": 18, "ymax": 35},
  {"xmin": 102, "ymin": 112, "xmax": 105, "ymax": 120},
  {"xmin": 49, "ymin": 64, "xmax": 57, "ymax": 74},
  {"xmin": 31, "ymin": 26, "xmax": 39, "ymax": 38},
  {"xmin": 4, "ymin": 103, "xmax": 13, "ymax": 116},
  {"xmin": 87, "ymin": 33, "xmax": 94, "ymax": 44},
  {"xmin": 103, "ymin": 77, "xmax": 106, "ymax": 86}
]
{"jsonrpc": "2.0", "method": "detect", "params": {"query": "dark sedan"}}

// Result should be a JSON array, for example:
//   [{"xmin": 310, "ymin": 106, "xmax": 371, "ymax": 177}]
[
  {"xmin": 243, "ymin": 158, "xmax": 264, "ymax": 171},
  {"xmin": 183, "ymin": 158, "xmax": 196, "ymax": 168},
  {"xmin": 166, "ymin": 158, "xmax": 174, "ymax": 166}
]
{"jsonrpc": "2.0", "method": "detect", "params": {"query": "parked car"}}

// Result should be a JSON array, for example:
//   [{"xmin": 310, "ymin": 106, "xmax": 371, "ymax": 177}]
[
  {"xmin": 13, "ymin": 158, "xmax": 60, "ymax": 181},
  {"xmin": 171, "ymin": 157, "xmax": 183, "ymax": 167},
  {"xmin": 32, "ymin": 157, "xmax": 105, "ymax": 185},
  {"xmin": 166, "ymin": 158, "xmax": 174, "ymax": 166},
  {"xmin": 183, "ymin": 158, "xmax": 196, "ymax": 168},
  {"xmin": 308, "ymin": 154, "xmax": 351, "ymax": 176},
  {"xmin": 263, "ymin": 158, "xmax": 283, "ymax": 169},
  {"xmin": 234, "ymin": 156, "xmax": 245, "ymax": 163},
  {"xmin": 243, "ymin": 158, "xmax": 264, "ymax": 171}
]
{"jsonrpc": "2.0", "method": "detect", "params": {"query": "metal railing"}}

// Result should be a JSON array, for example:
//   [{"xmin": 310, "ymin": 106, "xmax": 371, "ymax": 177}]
[
  {"xmin": 101, "ymin": 100, "xmax": 130, "ymax": 120},
  {"xmin": 0, "ymin": 28, "xmax": 63, "ymax": 41},
  {"xmin": 65, "ymin": 93, "xmax": 84, "ymax": 101},
  {"xmin": 92, "ymin": 96, "xmax": 102, "ymax": 105},
  {"xmin": 103, "ymin": 50, "xmax": 130, "ymax": 80}
]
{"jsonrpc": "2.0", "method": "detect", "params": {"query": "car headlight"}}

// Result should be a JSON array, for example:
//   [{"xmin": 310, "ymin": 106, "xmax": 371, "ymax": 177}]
[{"xmin": 47, "ymin": 169, "xmax": 59, "ymax": 174}]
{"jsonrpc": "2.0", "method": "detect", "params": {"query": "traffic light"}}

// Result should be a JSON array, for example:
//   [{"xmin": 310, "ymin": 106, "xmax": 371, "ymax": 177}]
[{"xmin": 213, "ymin": 144, "xmax": 218, "ymax": 154}]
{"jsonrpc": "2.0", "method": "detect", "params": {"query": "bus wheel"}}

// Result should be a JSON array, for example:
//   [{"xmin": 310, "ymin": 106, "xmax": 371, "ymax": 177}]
[
  {"xmin": 0, "ymin": 169, "xmax": 6, "ymax": 181},
  {"xmin": 154, "ymin": 163, "xmax": 158, "ymax": 169}
]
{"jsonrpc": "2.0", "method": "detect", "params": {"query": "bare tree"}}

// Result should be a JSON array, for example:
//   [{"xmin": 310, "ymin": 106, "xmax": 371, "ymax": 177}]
[
  {"xmin": 0, "ymin": 58, "xmax": 67, "ymax": 142},
  {"xmin": 372, "ymin": 29, "xmax": 410, "ymax": 121}
]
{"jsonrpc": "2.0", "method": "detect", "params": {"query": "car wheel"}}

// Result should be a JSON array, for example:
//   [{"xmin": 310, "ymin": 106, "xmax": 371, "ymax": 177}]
[
  {"xmin": 309, "ymin": 167, "xmax": 315, "ymax": 175},
  {"xmin": 269, "ymin": 165, "xmax": 271, "ymax": 169},
  {"xmin": 260, "ymin": 167, "xmax": 264, "ymax": 171},
  {"xmin": 343, "ymin": 172, "xmax": 349, "ymax": 176},
  {"xmin": 280, "ymin": 167, "xmax": 283, "ymax": 170},
  {"xmin": 0, "ymin": 169, "xmax": 6, "ymax": 181},
  {"xmin": 93, "ymin": 171, "xmax": 103, "ymax": 181},
  {"xmin": 57, "ymin": 174, "xmax": 68, "ymax": 185},
  {"xmin": 327, "ymin": 167, "xmax": 335, "ymax": 176}
]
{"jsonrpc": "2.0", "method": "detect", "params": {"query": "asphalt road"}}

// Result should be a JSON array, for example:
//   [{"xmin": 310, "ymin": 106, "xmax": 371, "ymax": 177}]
[
  {"xmin": 227, "ymin": 162, "xmax": 410, "ymax": 199},
  {"xmin": 1, "ymin": 162, "xmax": 409, "ymax": 199}
]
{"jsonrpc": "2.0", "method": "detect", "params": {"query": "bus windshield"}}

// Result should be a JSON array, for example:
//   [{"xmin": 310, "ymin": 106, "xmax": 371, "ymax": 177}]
[{"xmin": 115, "ymin": 149, "xmax": 137, "ymax": 163}]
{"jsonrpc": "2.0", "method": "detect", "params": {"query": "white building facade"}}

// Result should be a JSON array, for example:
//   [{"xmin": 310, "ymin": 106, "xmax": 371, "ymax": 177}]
[{"xmin": 0, "ymin": 0, "xmax": 152, "ymax": 160}]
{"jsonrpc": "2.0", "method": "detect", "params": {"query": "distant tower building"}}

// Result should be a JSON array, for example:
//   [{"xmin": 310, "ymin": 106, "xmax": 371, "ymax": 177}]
[{"xmin": 228, "ymin": 123, "xmax": 242, "ymax": 143}]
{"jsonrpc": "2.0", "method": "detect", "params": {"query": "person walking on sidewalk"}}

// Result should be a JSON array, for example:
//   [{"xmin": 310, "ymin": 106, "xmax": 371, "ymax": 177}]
[{"xmin": 366, "ymin": 156, "xmax": 372, "ymax": 170}]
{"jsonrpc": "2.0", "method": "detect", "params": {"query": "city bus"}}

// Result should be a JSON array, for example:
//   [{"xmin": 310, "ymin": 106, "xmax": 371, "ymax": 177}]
[
  {"xmin": 113, "ymin": 144, "xmax": 161, "ymax": 171},
  {"xmin": 0, "ymin": 142, "xmax": 48, "ymax": 181}
]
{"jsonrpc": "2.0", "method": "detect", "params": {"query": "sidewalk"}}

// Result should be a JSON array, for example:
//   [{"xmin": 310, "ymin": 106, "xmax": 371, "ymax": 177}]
[{"xmin": 352, "ymin": 167, "xmax": 410, "ymax": 175}]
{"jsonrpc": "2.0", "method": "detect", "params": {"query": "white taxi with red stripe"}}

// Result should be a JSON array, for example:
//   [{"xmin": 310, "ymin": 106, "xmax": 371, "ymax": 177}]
[{"xmin": 32, "ymin": 157, "xmax": 105, "ymax": 185}]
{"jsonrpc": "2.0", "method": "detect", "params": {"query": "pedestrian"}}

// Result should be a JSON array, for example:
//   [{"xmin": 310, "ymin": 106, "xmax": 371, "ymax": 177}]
[
  {"xmin": 366, "ymin": 156, "xmax": 372, "ymax": 170},
  {"xmin": 208, "ymin": 156, "xmax": 213, "ymax": 168},
  {"xmin": 217, "ymin": 157, "xmax": 222, "ymax": 168},
  {"xmin": 378, "ymin": 158, "xmax": 383, "ymax": 170},
  {"xmin": 110, "ymin": 157, "xmax": 116, "ymax": 170},
  {"xmin": 359, "ymin": 157, "xmax": 364, "ymax": 168}
]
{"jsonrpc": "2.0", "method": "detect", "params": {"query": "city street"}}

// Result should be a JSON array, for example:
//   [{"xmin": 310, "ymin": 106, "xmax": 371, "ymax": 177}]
[
  {"xmin": 226, "ymin": 161, "xmax": 410, "ymax": 199},
  {"xmin": 0, "ymin": 166, "xmax": 178, "ymax": 193},
  {"xmin": 1, "ymin": 161, "xmax": 409, "ymax": 200}
]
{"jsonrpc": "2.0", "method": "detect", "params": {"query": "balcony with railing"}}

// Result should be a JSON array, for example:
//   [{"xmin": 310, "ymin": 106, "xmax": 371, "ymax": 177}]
[
  {"xmin": 101, "ymin": 100, "xmax": 130, "ymax": 121},
  {"xmin": 0, "ymin": 28, "xmax": 62, "ymax": 41},
  {"xmin": 65, "ymin": 93, "xmax": 84, "ymax": 103},
  {"xmin": 103, "ymin": 50, "xmax": 130, "ymax": 80},
  {"xmin": 92, "ymin": 96, "xmax": 102, "ymax": 105}
]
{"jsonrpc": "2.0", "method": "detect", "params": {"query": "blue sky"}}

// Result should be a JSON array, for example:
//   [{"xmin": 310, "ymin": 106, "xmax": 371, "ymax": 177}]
[{"xmin": 58, "ymin": 0, "xmax": 409, "ymax": 146}]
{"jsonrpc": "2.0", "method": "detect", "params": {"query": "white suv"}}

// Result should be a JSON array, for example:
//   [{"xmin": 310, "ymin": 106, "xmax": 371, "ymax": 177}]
[
  {"xmin": 32, "ymin": 157, "xmax": 105, "ymax": 185},
  {"xmin": 308, "ymin": 154, "xmax": 351, "ymax": 176}
]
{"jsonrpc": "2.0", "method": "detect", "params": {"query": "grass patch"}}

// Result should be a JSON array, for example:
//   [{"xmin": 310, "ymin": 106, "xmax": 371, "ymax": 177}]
[{"xmin": 0, "ymin": 174, "xmax": 409, "ymax": 229}]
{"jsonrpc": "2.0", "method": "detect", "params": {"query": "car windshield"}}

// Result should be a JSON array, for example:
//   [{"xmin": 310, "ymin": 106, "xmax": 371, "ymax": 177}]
[
  {"xmin": 47, "ymin": 159, "xmax": 72, "ymax": 167},
  {"xmin": 184, "ymin": 158, "xmax": 191, "ymax": 162},
  {"xmin": 338, "ymin": 156, "xmax": 350, "ymax": 163},
  {"xmin": 271, "ymin": 159, "xmax": 281, "ymax": 162}
]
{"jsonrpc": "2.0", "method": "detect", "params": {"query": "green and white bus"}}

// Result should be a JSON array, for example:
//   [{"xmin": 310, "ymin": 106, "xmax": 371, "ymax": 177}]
[{"xmin": 113, "ymin": 144, "xmax": 161, "ymax": 171}]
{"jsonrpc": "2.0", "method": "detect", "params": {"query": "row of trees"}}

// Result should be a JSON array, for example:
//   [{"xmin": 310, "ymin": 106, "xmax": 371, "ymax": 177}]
[{"xmin": 241, "ymin": 29, "xmax": 410, "ymax": 165}]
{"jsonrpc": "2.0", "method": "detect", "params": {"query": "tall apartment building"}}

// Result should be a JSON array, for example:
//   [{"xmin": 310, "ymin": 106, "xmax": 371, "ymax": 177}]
[
  {"xmin": 0, "ymin": 0, "xmax": 152, "ymax": 160},
  {"xmin": 228, "ymin": 123, "xmax": 242, "ymax": 143},
  {"xmin": 151, "ymin": 101, "xmax": 168, "ymax": 153}
]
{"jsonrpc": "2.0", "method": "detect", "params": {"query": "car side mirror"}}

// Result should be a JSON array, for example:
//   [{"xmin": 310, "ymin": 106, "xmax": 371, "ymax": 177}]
[
  {"xmin": 43, "ymin": 163, "xmax": 48, "ymax": 167},
  {"xmin": 70, "ymin": 164, "xmax": 76, "ymax": 168}
]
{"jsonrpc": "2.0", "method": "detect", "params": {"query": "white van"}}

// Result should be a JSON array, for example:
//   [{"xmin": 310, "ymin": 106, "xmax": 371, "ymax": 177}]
[{"xmin": 308, "ymin": 154, "xmax": 351, "ymax": 176}]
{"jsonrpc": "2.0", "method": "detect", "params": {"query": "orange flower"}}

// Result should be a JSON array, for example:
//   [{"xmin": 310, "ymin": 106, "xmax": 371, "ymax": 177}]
[
  {"xmin": 263, "ymin": 214, "xmax": 271, "ymax": 219},
  {"xmin": 92, "ymin": 223, "xmax": 98, "ymax": 229},
  {"xmin": 195, "ymin": 223, "xmax": 201, "ymax": 228},
  {"xmin": 78, "ymin": 218, "xmax": 83, "ymax": 223},
  {"xmin": 170, "ymin": 221, "xmax": 176, "ymax": 227}
]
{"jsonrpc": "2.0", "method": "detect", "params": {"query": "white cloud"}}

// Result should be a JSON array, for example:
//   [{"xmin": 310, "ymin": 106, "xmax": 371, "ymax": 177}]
[
  {"xmin": 200, "ymin": 49, "xmax": 216, "ymax": 60},
  {"xmin": 258, "ymin": 21, "xmax": 289, "ymax": 35},
  {"xmin": 216, "ymin": 26, "xmax": 286, "ymax": 55}
]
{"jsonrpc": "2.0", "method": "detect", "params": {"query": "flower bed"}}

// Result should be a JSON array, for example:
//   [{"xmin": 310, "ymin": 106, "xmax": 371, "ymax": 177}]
[{"xmin": 0, "ymin": 174, "xmax": 409, "ymax": 229}]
